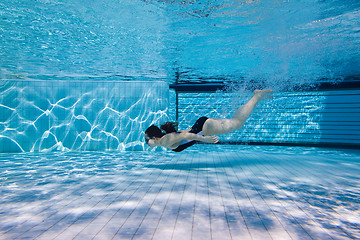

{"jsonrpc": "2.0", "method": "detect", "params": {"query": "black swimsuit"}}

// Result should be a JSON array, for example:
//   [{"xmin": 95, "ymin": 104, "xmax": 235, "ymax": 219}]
[{"xmin": 172, "ymin": 117, "xmax": 208, "ymax": 152}]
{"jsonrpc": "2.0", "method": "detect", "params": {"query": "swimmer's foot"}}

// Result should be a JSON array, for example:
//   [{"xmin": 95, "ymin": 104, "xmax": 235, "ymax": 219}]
[{"xmin": 254, "ymin": 89, "xmax": 274, "ymax": 101}]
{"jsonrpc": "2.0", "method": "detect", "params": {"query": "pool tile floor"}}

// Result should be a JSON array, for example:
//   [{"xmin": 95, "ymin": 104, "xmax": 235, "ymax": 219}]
[{"xmin": 0, "ymin": 146, "xmax": 359, "ymax": 239}]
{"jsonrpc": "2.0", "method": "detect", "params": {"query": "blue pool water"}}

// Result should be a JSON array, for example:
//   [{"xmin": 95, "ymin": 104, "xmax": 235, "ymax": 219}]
[
  {"xmin": 1, "ymin": 0, "xmax": 359, "ymax": 83},
  {"xmin": 1, "ymin": 0, "xmax": 360, "ymax": 152},
  {"xmin": 1, "ymin": 0, "xmax": 360, "ymax": 239}
]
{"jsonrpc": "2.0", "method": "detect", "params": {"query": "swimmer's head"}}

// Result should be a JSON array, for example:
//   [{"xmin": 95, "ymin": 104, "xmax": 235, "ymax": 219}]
[
  {"xmin": 145, "ymin": 135, "xmax": 156, "ymax": 148},
  {"xmin": 145, "ymin": 125, "xmax": 165, "ymax": 147}
]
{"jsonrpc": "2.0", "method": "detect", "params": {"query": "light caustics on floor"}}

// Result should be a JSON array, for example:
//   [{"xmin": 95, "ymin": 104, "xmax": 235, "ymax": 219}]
[{"xmin": 0, "ymin": 145, "xmax": 359, "ymax": 240}]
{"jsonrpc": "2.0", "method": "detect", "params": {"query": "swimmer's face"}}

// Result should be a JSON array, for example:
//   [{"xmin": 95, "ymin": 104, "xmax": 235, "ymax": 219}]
[{"xmin": 145, "ymin": 134, "xmax": 156, "ymax": 148}]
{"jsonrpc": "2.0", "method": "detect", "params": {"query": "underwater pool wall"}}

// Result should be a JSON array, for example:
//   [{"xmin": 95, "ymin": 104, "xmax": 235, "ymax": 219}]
[{"xmin": 0, "ymin": 80, "xmax": 168, "ymax": 152}]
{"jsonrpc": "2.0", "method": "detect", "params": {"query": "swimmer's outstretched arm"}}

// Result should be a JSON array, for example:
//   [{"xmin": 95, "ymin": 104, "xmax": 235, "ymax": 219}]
[
  {"xmin": 180, "ymin": 132, "xmax": 218, "ymax": 144},
  {"xmin": 180, "ymin": 129, "xmax": 191, "ymax": 133},
  {"xmin": 158, "ymin": 132, "xmax": 219, "ymax": 149}
]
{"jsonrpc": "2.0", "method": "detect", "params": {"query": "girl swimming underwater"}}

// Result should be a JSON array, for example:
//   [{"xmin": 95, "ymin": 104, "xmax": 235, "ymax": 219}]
[{"xmin": 145, "ymin": 89, "xmax": 274, "ymax": 152}]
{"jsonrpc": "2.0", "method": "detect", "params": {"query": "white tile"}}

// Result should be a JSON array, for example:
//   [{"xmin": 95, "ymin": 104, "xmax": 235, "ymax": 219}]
[
  {"xmin": 248, "ymin": 228, "xmax": 273, "ymax": 240},
  {"xmin": 1, "ymin": 148, "xmax": 360, "ymax": 240}
]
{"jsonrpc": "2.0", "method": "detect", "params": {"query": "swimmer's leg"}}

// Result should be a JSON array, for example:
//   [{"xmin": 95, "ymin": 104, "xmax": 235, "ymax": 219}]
[{"xmin": 202, "ymin": 89, "xmax": 274, "ymax": 136}]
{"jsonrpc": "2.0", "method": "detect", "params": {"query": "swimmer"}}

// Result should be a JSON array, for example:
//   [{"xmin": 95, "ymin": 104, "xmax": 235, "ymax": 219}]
[{"xmin": 145, "ymin": 89, "xmax": 274, "ymax": 152}]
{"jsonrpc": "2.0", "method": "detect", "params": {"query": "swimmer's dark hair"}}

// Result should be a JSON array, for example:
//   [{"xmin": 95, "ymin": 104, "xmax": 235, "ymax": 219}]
[
  {"xmin": 145, "ymin": 125, "xmax": 165, "ymax": 139},
  {"xmin": 145, "ymin": 122, "xmax": 178, "ymax": 140},
  {"xmin": 160, "ymin": 122, "xmax": 178, "ymax": 134}
]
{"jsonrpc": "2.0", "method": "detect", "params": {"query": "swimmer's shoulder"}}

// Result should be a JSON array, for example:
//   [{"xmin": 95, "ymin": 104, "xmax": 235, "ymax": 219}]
[{"xmin": 160, "ymin": 132, "xmax": 185, "ymax": 148}]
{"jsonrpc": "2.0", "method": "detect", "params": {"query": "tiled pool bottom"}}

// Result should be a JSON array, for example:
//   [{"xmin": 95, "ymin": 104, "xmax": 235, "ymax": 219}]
[{"xmin": 0, "ymin": 146, "xmax": 359, "ymax": 240}]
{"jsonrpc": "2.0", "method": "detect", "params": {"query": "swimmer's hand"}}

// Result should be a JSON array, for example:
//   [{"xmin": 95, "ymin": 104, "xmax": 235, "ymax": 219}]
[{"xmin": 203, "ymin": 135, "xmax": 219, "ymax": 144}]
